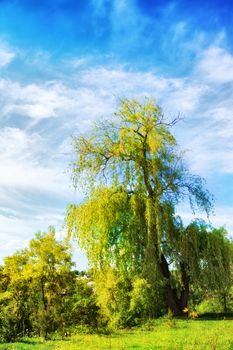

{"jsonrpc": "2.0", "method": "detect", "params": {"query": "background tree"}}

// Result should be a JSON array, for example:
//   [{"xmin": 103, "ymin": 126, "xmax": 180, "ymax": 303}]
[
  {"xmin": 66, "ymin": 98, "xmax": 231, "ymax": 318},
  {"xmin": 26, "ymin": 228, "xmax": 76, "ymax": 338},
  {"xmin": 0, "ymin": 228, "xmax": 99, "ymax": 341},
  {"xmin": 0, "ymin": 249, "xmax": 31, "ymax": 341}
]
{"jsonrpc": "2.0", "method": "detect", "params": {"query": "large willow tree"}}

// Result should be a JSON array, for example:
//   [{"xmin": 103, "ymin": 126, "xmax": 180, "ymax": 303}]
[{"xmin": 66, "ymin": 98, "xmax": 231, "ymax": 317}]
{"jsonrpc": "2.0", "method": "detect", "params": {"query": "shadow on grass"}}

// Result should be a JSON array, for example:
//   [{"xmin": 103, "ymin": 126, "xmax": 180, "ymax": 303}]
[
  {"xmin": 197, "ymin": 312, "xmax": 233, "ymax": 320},
  {"xmin": 170, "ymin": 313, "xmax": 233, "ymax": 321},
  {"xmin": 19, "ymin": 339, "xmax": 43, "ymax": 345}
]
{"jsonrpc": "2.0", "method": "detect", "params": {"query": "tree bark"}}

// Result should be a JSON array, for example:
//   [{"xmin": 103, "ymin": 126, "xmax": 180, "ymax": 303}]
[
  {"xmin": 179, "ymin": 262, "xmax": 189, "ymax": 311},
  {"xmin": 41, "ymin": 277, "xmax": 47, "ymax": 311},
  {"xmin": 222, "ymin": 293, "xmax": 228, "ymax": 313},
  {"xmin": 159, "ymin": 253, "xmax": 181, "ymax": 315},
  {"xmin": 159, "ymin": 253, "xmax": 189, "ymax": 316}
]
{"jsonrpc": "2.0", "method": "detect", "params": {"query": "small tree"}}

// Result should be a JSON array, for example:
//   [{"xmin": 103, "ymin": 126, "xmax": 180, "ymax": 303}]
[
  {"xmin": 0, "ymin": 229, "xmax": 76, "ymax": 340},
  {"xmin": 27, "ymin": 228, "xmax": 76, "ymax": 338}
]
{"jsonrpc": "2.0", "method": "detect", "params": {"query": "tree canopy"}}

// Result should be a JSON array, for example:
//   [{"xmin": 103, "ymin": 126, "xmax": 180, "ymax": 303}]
[{"xmin": 67, "ymin": 98, "xmax": 229, "ymax": 318}]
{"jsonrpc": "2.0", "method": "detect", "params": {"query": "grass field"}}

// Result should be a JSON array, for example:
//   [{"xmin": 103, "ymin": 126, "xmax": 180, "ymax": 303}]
[{"xmin": 0, "ymin": 319, "xmax": 232, "ymax": 350}]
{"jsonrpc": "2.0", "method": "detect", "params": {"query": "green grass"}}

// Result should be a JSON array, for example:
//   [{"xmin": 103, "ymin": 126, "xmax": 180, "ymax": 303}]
[{"xmin": 0, "ymin": 319, "xmax": 232, "ymax": 350}]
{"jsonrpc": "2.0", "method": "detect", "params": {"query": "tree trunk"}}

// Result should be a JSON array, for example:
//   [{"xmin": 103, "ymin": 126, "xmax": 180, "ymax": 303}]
[
  {"xmin": 160, "ymin": 253, "xmax": 189, "ymax": 316},
  {"xmin": 143, "ymin": 198, "xmax": 159, "ymax": 282},
  {"xmin": 143, "ymin": 194, "xmax": 190, "ymax": 316},
  {"xmin": 180, "ymin": 287, "xmax": 189, "ymax": 312},
  {"xmin": 160, "ymin": 253, "xmax": 181, "ymax": 315},
  {"xmin": 165, "ymin": 284, "xmax": 182, "ymax": 316},
  {"xmin": 41, "ymin": 277, "xmax": 47, "ymax": 311},
  {"xmin": 222, "ymin": 293, "xmax": 228, "ymax": 313},
  {"xmin": 179, "ymin": 262, "xmax": 190, "ymax": 312}
]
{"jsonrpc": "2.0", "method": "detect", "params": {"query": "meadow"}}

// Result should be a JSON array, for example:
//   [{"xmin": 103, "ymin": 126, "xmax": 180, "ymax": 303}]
[{"xmin": 0, "ymin": 319, "xmax": 232, "ymax": 350}]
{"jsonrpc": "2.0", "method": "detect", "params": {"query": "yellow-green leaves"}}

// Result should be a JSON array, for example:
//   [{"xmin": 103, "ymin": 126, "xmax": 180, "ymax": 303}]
[
  {"xmin": 71, "ymin": 98, "xmax": 181, "ymax": 197},
  {"xmin": 66, "ymin": 188, "xmax": 130, "ymax": 268},
  {"xmin": 68, "ymin": 97, "xmax": 216, "ymax": 318},
  {"xmin": 69, "ymin": 98, "xmax": 213, "ymax": 275}
]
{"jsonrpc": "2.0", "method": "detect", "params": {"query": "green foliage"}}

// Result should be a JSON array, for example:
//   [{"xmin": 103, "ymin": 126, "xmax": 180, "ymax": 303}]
[
  {"xmin": 94, "ymin": 267, "xmax": 131, "ymax": 328},
  {"xmin": 197, "ymin": 287, "xmax": 233, "ymax": 314},
  {"xmin": 0, "ymin": 229, "xmax": 99, "ymax": 341},
  {"xmin": 129, "ymin": 277, "xmax": 163, "ymax": 321},
  {"xmin": 164, "ymin": 220, "xmax": 232, "ymax": 295},
  {"xmin": 66, "ymin": 188, "xmax": 146, "ymax": 274},
  {"xmin": 197, "ymin": 297, "xmax": 224, "ymax": 314},
  {"xmin": 129, "ymin": 278, "xmax": 151, "ymax": 319},
  {"xmin": 0, "ymin": 306, "xmax": 22, "ymax": 342},
  {"xmin": 68, "ymin": 277, "xmax": 99, "ymax": 329}
]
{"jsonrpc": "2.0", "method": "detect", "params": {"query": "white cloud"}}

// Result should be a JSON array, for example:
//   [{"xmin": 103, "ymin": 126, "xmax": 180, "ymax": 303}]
[
  {"xmin": 0, "ymin": 208, "xmax": 65, "ymax": 263},
  {"xmin": 0, "ymin": 80, "xmax": 73, "ymax": 120},
  {"xmin": 0, "ymin": 78, "xmax": 116, "ymax": 124},
  {"xmin": 0, "ymin": 43, "xmax": 16, "ymax": 67},
  {"xmin": 178, "ymin": 206, "xmax": 233, "ymax": 237},
  {"xmin": 1, "ymin": 238, "xmax": 28, "ymax": 250},
  {"xmin": 211, "ymin": 207, "xmax": 233, "ymax": 235},
  {"xmin": 81, "ymin": 67, "xmax": 170, "ymax": 92},
  {"xmin": 0, "ymin": 238, "xmax": 29, "ymax": 262},
  {"xmin": 80, "ymin": 67, "xmax": 205, "ymax": 117},
  {"xmin": 69, "ymin": 57, "xmax": 89, "ymax": 68},
  {"xmin": 0, "ymin": 127, "xmax": 72, "ymax": 195},
  {"xmin": 197, "ymin": 46, "xmax": 233, "ymax": 83}
]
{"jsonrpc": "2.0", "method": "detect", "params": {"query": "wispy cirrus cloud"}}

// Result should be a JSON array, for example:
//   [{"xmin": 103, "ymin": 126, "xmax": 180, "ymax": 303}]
[
  {"xmin": 0, "ymin": 80, "xmax": 73, "ymax": 121},
  {"xmin": 0, "ymin": 127, "xmax": 58, "ymax": 190}
]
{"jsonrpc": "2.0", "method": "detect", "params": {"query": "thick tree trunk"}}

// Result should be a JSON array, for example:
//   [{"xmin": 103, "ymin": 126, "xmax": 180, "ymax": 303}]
[
  {"xmin": 159, "ymin": 253, "xmax": 189, "ymax": 316},
  {"xmin": 165, "ymin": 284, "xmax": 182, "ymax": 316},
  {"xmin": 160, "ymin": 253, "xmax": 182, "ymax": 315}
]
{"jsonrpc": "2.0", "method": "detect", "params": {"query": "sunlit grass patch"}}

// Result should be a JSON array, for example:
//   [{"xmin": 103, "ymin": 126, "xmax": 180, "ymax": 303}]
[{"xmin": 0, "ymin": 320, "xmax": 232, "ymax": 350}]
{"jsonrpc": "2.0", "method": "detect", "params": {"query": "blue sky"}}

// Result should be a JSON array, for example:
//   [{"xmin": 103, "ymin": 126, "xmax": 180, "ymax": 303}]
[{"xmin": 0, "ymin": 0, "xmax": 233, "ymax": 268}]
